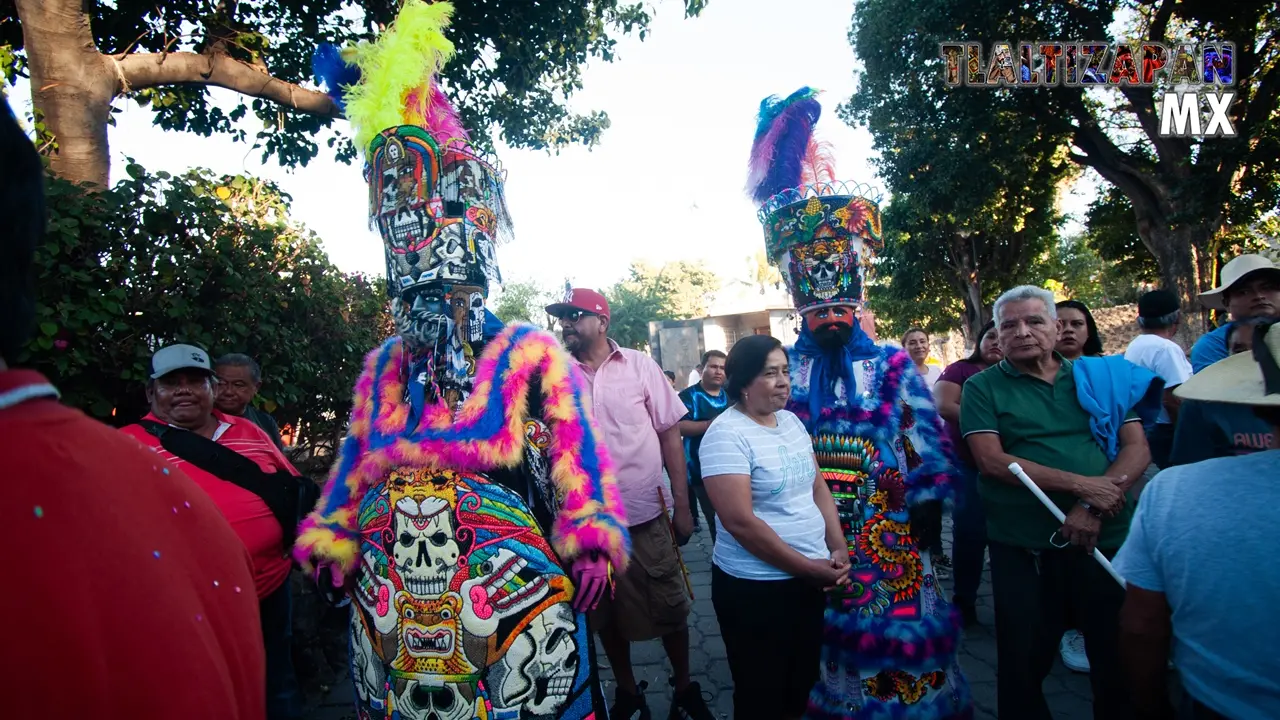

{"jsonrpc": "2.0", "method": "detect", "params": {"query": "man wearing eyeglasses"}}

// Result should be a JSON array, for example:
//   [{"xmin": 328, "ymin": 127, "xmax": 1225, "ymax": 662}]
[
  {"xmin": 215, "ymin": 353, "xmax": 285, "ymax": 451},
  {"xmin": 546, "ymin": 288, "xmax": 713, "ymax": 720},
  {"xmin": 961, "ymin": 285, "xmax": 1153, "ymax": 718}
]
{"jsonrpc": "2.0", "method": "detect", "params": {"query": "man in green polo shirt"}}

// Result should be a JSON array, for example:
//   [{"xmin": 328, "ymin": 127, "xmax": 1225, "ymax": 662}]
[{"xmin": 961, "ymin": 285, "xmax": 1150, "ymax": 720}]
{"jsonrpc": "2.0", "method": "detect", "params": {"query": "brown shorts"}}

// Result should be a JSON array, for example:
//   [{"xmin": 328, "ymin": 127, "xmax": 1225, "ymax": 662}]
[{"xmin": 591, "ymin": 515, "xmax": 691, "ymax": 641}]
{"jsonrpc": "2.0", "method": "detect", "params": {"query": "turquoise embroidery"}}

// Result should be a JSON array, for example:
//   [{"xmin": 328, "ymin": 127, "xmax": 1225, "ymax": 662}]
[{"xmin": 774, "ymin": 444, "xmax": 814, "ymax": 495}]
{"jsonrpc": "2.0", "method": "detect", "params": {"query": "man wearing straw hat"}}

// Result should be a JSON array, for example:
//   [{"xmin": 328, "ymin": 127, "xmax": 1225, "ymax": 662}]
[
  {"xmin": 1114, "ymin": 320, "xmax": 1280, "ymax": 720},
  {"xmin": 1189, "ymin": 253, "xmax": 1280, "ymax": 373},
  {"xmin": 961, "ymin": 285, "xmax": 1154, "ymax": 719}
]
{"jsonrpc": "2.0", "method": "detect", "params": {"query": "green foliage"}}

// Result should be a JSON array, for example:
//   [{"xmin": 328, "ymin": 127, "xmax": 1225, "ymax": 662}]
[
  {"xmin": 1036, "ymin": 234, "xmax": 1146, "ymax": 308},
  {"xmin": 843, "ymin": 0, "xmax": 1073, "ymax": 340},
  {"xmin": 492, "ymin": 279, "xmax": 555, "ymax": 330},
  {"xmin": 1083, "ymin": 188, "xmax": 1160, "ymax": 286},
  {"xmin": 20, "ymin": 164, "xmax": 391, "ymax": 463},
  {"xmin": 2, "ymin": 0, "xmax": 708, "ymax": 166},
  {"xmin": 841, "ymin": 0, "xmax": 1280, "ymax": 306},
  {"xmin": 604, "ymin": 260, "xmax": 720, "ymax": 349}
]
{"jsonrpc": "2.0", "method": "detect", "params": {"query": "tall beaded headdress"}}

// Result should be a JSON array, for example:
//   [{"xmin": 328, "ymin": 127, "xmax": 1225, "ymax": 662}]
[
  {"xmin": 746, "ymin": 88, "xmax": 883, "ymax": 315},
  {"xmin": 313, "ymin": 0, "xmax": 512, "ymax": 301}
]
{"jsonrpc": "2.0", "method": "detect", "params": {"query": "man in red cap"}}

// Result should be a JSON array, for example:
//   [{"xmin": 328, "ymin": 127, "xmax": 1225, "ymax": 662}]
[{"xmin": 546, "ymin": 288, "xmax": 711, "ymax": 720}]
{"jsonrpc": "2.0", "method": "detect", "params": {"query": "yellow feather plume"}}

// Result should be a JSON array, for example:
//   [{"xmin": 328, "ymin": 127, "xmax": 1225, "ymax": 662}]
[{"xmin": 342, "ymin": 0, "xmax": 456, "ymax": 155}]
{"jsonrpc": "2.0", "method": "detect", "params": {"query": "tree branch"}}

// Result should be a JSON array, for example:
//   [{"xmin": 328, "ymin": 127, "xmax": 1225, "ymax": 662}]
[
  {"xmin": 1119, "ymin": 85, "xmax": 1190, "ymax": 172},
  {"xmin": 113, "ymin": 51, "xmax": 341, "ymax": 117},
  {"xmin": 1147, "ymin": 0, "xmax": 1177, "ymax": 45},
  {"xmin": 1239, "ymin": 62, "xmax": 1280, "ymax": 148}
]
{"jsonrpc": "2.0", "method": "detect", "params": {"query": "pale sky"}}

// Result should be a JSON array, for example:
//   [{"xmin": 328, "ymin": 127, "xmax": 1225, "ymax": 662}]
[
  {"xmin": 103, "ymin": 0, "xmax": 880, "ymax": 291},
  {"xmin": 23, "ymin": 0, "xmax": 1096, "ymax": 293}
]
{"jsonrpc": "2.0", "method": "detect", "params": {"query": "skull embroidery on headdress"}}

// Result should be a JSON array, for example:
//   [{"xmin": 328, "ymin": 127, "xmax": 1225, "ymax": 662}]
[
  {"xmin": 366, "ymin": 126, "xmax": 508, "ymax": 354},
  {"xmin": 761, "ymin": 188, "xmax": 883, "ymax": 316}
]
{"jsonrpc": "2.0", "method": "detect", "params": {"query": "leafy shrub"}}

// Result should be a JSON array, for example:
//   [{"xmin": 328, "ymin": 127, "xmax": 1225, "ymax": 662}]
[{"xmin": 20, "ymin": 163, "xmax": 391, "ymax": 469}]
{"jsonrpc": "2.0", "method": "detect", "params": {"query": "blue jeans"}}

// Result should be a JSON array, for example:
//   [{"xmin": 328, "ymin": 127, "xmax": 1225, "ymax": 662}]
[
  {"xmin": 951, "ymin": 464, "xmax": 988, "ymax": 608},
  {"xmin": 261, "ymin": 579, "xmax": 304, "ymax": 720}
]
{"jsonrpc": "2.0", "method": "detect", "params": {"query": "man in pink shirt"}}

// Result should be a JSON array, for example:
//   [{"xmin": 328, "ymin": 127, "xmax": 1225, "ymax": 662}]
[{"xmin": 547, "ymin": 288, "xmax": 711, "ymax": 720}]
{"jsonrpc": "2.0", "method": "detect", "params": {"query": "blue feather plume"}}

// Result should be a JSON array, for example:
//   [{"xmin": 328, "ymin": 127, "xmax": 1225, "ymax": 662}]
[
  {"xmin": 312, "ymin": 43, "xmax": 361, "ymax": 111},
  {"xmin": 746, "ymin": 87, "xmax": 823, "ymax": 203}
]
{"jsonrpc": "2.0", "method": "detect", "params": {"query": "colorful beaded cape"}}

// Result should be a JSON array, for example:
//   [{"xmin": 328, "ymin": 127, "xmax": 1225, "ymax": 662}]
[{"xmin": 788, "ymin": 344, "xmax": 974, "ymax": 720}]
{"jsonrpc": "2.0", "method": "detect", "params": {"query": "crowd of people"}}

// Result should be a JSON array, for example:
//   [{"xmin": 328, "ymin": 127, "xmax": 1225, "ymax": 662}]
[{"xmin": 5, "ymin": 4, "xmax": 1280, "ymax": 719}]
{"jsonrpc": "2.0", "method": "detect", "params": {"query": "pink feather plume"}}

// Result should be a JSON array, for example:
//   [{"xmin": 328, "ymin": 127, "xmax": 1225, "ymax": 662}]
[
  {"xmin": 800, "ymin": 138, "xmax": 838, "ymax": 185},
  {"xmin": 404, "ymin": 82, "xmax": 470, "ymax": 146}
]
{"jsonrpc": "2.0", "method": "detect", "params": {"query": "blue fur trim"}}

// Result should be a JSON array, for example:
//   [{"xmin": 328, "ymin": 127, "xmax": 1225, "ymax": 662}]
[{"xmin": 819, "ymin": 603, "xmax": 964, "ymax": 671}]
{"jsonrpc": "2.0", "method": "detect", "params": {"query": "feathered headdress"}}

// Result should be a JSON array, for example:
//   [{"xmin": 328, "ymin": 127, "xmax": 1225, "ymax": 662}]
[
  {"xmin": 746, "ymin": 87, "xmax": 824, "ymax": 203},
  {"xmin": 312, "ymin": 0, "xmax": 466, "ymax": 156},
  {"xmin": 747, "ymin": 87, "xmax": 884, "ymax": 317}
]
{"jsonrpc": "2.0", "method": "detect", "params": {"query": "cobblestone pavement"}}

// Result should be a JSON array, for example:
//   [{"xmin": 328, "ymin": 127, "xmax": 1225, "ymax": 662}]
[{"xmin": 306, "ymin": 518, "xmax": 1100, "ymax": 720}]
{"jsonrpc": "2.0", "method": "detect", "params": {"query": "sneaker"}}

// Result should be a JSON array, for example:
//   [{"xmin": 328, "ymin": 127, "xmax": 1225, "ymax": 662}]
[
  {"xmin": 610, "ymin": 681, "xmax": 651, "ymax": 720},
  {"xmin": 933, "ymin": 553, "xmax": 953, "ymax": 579},
  {"xmin": 669, "ymin": 679, "xmax": 716, "ymax": 720},
  {"xmin": 1060, "ymin": 630, "xmax": 1090, "ymax": 673}
]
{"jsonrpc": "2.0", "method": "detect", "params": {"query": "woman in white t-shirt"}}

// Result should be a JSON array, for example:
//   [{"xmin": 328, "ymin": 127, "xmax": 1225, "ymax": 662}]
[
  {"xmin": 699, "ymin": 334, "xmax": 849, "ymax": 720},
  {"xmin": 903, "ymin": 327, "xmax": 943, "ymax": 385}
]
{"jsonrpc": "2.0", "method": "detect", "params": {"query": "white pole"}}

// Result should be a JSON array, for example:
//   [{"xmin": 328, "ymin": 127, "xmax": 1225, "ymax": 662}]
[{"xmin": 1007, "ymin": 462, "xmax": 1126, "ymax": 588}]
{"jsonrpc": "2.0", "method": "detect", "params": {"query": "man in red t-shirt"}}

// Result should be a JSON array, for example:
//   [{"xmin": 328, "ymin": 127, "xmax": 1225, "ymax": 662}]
[
  {"xmin": 121, "ymin": 343, "xmax": 304, "ymax": 720},
  {"xmin": 0, "ymin": 99, "xmax": 265, "ymax": 719}
]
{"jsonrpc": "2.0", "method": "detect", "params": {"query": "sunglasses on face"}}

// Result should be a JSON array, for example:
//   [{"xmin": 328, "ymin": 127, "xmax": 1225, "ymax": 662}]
[{"xmin": 559, "ymin": 310, "xmax": 597, "ymax": 323}]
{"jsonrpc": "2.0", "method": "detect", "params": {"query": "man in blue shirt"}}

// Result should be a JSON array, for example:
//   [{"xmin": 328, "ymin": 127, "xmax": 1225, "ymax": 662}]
[
  {"xmin": 1190, "ymin": 254, "xmax": 1280, "ymax": 372},
  {"xmin": 1172, "ymin": 319, "xmax": 1276, "ymax": 465},
  {"xmin": 678, "ymin": 350, "xmax": 728, "ymax": 541},
  {"xmin": 1115, "ymin": 319, "xmax": 1280, "ymax": 720}
]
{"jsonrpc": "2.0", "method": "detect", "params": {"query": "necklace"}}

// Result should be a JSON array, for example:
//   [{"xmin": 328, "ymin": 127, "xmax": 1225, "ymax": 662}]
[{"xmin": 736, "ymin": 405, "xmax": 777, "ymax": 428}]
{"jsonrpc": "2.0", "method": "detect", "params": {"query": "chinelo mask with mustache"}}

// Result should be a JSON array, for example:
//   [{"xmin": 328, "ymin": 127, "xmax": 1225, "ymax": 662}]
[{"xmin": 805, "ymin": 305, "xmax": 856, "ymax": 349}]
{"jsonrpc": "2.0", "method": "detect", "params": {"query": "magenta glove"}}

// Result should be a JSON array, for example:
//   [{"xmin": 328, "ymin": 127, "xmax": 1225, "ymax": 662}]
[
  {"xmin": 314, "ymin": 560, "xmax": 352, "ymax": 607},
  {"xmin": 570, "ymin": 552, "xmax": 610, "ymax": 613}
]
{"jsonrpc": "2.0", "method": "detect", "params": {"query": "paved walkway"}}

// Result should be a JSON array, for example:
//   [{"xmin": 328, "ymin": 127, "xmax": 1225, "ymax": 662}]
[{"xmin": 306, "ymin": 519, "xmax": 1099, "ymax": 719}]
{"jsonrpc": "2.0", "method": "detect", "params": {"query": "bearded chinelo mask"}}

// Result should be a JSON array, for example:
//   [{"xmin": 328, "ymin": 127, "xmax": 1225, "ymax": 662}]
[
  {"xmin": 746, "ymin": 88, "xmax": 883, "ymax": 316},
  {"xmin": 314, "ymin": 0, "xmax": 511, "ymax": 353}
]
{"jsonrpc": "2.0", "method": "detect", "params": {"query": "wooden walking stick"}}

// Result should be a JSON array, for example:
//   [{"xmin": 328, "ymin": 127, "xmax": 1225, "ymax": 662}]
[{"xmin": 657, "ymin": 487, "xmax": 695, "ymax": 600}]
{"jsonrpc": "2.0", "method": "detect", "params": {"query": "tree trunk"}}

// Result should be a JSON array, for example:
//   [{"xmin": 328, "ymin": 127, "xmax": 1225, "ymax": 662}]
[
  {"xmin": 17, "ymin": 0, "xmax": 116, "ymax": 188},
  {"xmin": 1136, "ymin": 219, "xmax": 1218, "ymax": 337},
  {"xmin": 959, "ymin": 279, "xmax": 984, "ymax": 348}
]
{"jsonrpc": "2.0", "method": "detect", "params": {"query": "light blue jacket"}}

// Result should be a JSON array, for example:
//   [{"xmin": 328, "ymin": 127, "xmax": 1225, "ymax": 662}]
[{"xmin": 1072, "ymin": 356, "xmax": 1165, "ymax": 462}]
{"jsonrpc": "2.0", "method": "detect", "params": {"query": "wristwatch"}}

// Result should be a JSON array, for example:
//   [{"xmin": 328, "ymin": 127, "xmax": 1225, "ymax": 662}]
[{"xmin": 1078, "ymin": 500, "xmax": 1104, "ymax": 518}]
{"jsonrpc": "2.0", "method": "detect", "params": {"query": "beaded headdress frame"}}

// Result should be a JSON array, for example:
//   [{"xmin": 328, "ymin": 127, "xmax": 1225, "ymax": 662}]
[{"xmin": 747, "ymin": 89, "xmax": 884, "ymax": 314}]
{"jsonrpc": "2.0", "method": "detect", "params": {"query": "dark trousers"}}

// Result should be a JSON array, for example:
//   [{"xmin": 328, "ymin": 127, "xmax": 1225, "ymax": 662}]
[
  {"xmin": 988, "ymin": 541, "xmax": 1130, "ymax": 720},
  {"xmin": 1147, "ymin": 423, "xmax": 1175, "ymax": 469},
  {"xmin": 712, "ymin": 566, "xmax": 823, "ymax": 719},
  {"xmin": 693, "ymin": 484, "xmax": 717, "ymax": 542},
  {"xmin": 1181, "ymin": 692, "xmax": 1229, "ymax": 720},
  {"xmin": 951, "ymin": 465, "xmax": 988, "ymax": 608},
  {"xmin": 689, "ymin": 481, "xmax": 701, "ymax": 524},
  {"xmin": 261, "ymin": 580, "xmax": 304, "ymax": 720}
]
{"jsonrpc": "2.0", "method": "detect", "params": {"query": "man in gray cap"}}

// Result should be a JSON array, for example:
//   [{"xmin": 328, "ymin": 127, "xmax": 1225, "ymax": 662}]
[
  {"xmin": 1190, "ymin": 254, "xmax": 1280, "ymax": 373},
  {"xmin": 122, "ymin": 342, "xmax": 306, "ymax": 720},
  {"xmin": 1124, "ymin": 289, "xmax": 1193, "ymax": 468},
  {"xmin": 140, "ymin": 344, "xmax": 223, "ymax": 435}
]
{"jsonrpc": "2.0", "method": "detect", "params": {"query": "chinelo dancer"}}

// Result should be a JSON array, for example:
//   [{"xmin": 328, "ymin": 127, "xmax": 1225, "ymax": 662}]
[
  {"xmin": 295, "ymin": 3, "xmax": 628, "ymax": 718},
  {"xmin": 745, "ymin": 88, "xmax": 972, "ymax": 719}
]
